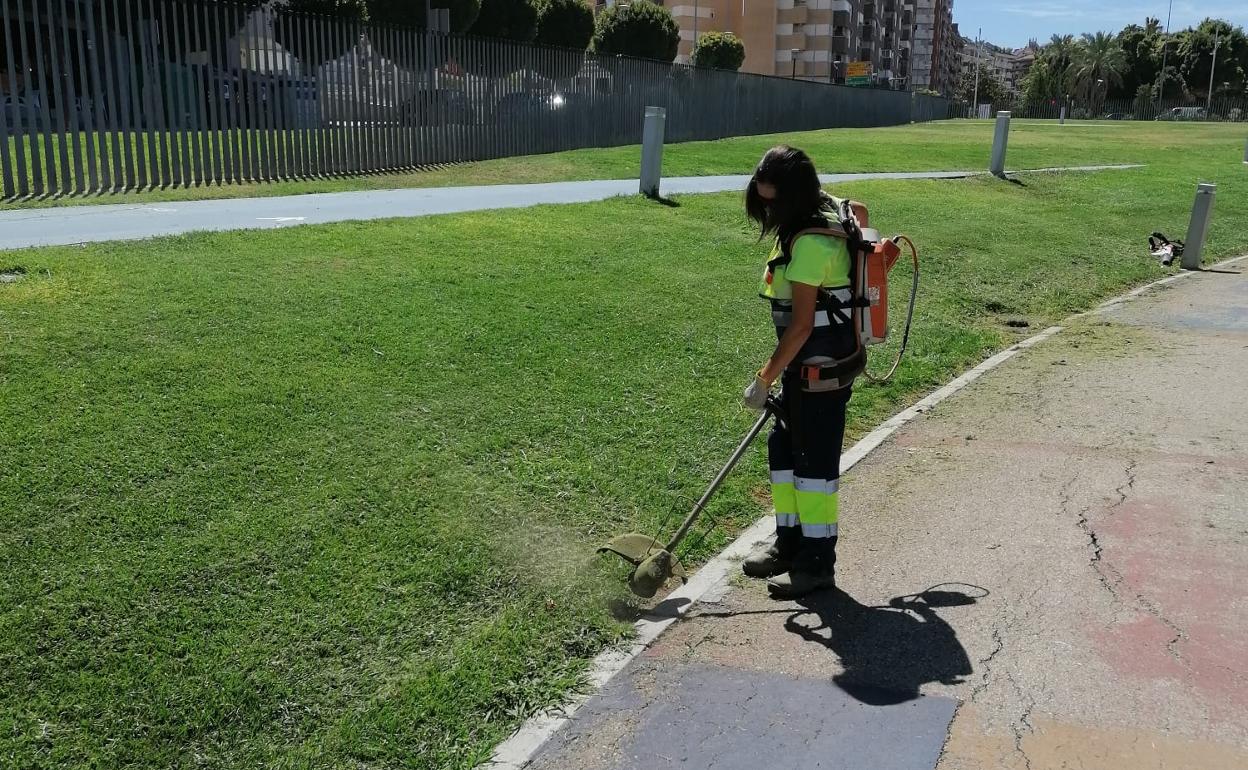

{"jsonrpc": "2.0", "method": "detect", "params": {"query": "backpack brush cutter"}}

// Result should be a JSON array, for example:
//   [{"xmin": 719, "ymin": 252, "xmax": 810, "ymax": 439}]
[{"xmin": 600, "ymin": 219, "xmax": 920, "ymax": 599}]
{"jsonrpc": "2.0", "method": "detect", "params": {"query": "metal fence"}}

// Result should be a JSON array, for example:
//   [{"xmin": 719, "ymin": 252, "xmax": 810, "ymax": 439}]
[
  {"xmin": 972, "ymin": 95, "xmax": 1248, "ymax": 122},
  {"xmin": 0, "ymin": 0, "xmax": 958, "ymax": 199}
]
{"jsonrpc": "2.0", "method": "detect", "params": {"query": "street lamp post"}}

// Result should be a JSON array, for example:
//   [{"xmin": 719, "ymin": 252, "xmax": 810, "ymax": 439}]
[
  {"xmin": 791, "ymin": 49, "xmax": 800, "ymax": 79},
  {"xmin": 1157, "ymin": 0, "xmax": 1174, "ymax": 106},
  {"xmin": 972, "ymin": 27, "xmax": 981, "ymax": 116},
  {"xmin": 1207, "ymin": 28, "xmax": 1220, "ymax": 115}
]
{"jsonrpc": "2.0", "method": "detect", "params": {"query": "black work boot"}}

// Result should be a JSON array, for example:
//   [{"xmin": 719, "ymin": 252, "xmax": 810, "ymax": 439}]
[
  {"xmin": 742, "ymin": 526, "xmax": 801, "ymax": 579},
  {"xmin": 768, "ymin": 536, "xmax": 837, "ymax": 599}
]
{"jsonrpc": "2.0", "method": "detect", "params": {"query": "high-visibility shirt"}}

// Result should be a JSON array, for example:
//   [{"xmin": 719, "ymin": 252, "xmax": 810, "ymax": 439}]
[{"xmin": 760, "ymin": 215, "xmax": 857, "ymax": 364}]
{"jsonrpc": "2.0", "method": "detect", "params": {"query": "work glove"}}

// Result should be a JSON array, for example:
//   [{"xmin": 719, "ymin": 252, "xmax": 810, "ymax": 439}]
[{"xmin": 743, "ymin": 372, "xmax": 772, "ymax": 411}]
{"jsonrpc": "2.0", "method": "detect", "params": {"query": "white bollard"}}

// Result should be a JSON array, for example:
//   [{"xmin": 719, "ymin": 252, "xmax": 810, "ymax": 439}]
[
  {"xmin": 989, "ymin": 111, "xmax": 1011, "ymax": 177},
  {"xmin": 1059, "ymin": 106, "xmax": 1066, "ymax": 125},
  {"xmin": 1181, "ymin": 182, "xmax": 1217, "ymax": 270},
  {"xmin": 640, "ymin": 106, "xmax": 667, "ymax": 198}
]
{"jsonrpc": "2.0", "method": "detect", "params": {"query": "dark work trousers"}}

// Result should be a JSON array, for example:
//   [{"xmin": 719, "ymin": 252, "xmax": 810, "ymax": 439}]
[{"xmin": 767, "ymin": 375, "xmax": 850, "ymax": 540}]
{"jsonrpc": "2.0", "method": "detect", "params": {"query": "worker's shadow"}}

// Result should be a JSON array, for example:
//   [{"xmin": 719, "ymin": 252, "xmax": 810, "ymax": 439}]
[{"xmin": 785, "ymin": 584, "xmax": 983, "ymax": 706}]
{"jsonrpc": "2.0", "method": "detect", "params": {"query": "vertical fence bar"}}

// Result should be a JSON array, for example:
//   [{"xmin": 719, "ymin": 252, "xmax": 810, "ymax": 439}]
[
  {"xmin": 285, "ymin": 8, "xmax": 303, "ymax": 179},
  {"xmin": 363, "ymin": 22, "xmax": 377, "ymax": 173},
  {"xmin": 0, "ymin": 0, "xmax": 22, "ymax": 198},
  {"xmin": 154, "ymin": 0, "xmax": 183, "ymax": 188},
  {"xmin": 25, "ymin": 0, "xmax": 55, "ymax": 195},
  {"xmin": 173, "ymin": 0, "xmax": 198, "ymax": 186},
  {"xmin": 49, "ymin": 0, "xmax": 79, "ymax": 194},
  {"xmin": 319, "ymin": 11, "xmax": 337, "ymax": 176},
  {"xmin": 293, "ymin": 9, "xmax": 310, "ymax": 179},
  {"xmin": 295, "ymin": 9, "xmax": 311, "ymax": 178},
  {"xmin": 333, "ymin": 12, "xmax": 349, "ymax": 176},
  {"xmin": 0, "ymin": 15, "xmax": 11, "ymax": 199},
  {"xmin": 237, "ymin": 3, "xmax": 257, "ymax": 182},
  {"xmin": 217, "ymin": 0, "xmax": 239, "ymax": 185},
  {"xmin": 193, "ymin": 0, "xmax": 220, "ymax": 186},
  {"xmin": 179, "ymin": 0, "xmax": 205, "ymax": 186},
  {"xmin": 350, "ymin": 20, "xmax": 363, "ymax": 173},
  {"xmin": 120, "ymin": 0, "xmax": 146, "ymax": 189},
  {"xmin": 84, "ymin": 0, "xmax": 116, "ymax": 192},
  {"xmin": 139, "ymin": 0, "xmax": 169, "ymax": 188},
  {"xmin": 389, "ymin": 23, "xmax": 405, "ymax": 170},
  {"xmin": 21, "ymin": 0, "xmax": 49, "ymax": 194},
  {"xmin": 264, "ymin": 7, "xmax": 283, "ymax": 182},
  {"xmin": 312, "ymin": 10, "xmax": 330, "ymax": 177},
  {"xmin": 68, "ymin": 0, "xmax": 98, "ymax": 194},
  {"xmin": 166, "ymin": 0, "xmax": 188, "ymax": 186}
]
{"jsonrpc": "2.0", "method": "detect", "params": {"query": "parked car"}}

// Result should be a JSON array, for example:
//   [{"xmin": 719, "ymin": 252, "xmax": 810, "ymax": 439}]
[
  {"xmin": 399, "ymin": 88, "xmax": 473, "ymax": 127},
  {"xmin": 1156, "ymin": 106, "xmax": 1206, "ymax": 121},
  {"xmin": 493, "ymin": 91, "xmax": 567, "ymax": 122},
  {"xmin": 2, "ymin": 93, "xmax": 42, "ymax": 133}
]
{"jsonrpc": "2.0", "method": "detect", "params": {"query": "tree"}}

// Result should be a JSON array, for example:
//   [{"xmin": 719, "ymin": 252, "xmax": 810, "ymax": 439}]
[
  {"xmin": 1072, "ymin": 31, "xmax": 1127, "ymax": 114},
  {"xmin": 591, "ymin": 1, "xmax": 679, "ymax": 63},
  {"xmin": 272, "ymin": 0, "xmax": 369, "ymax": 69},
  {"xmin": 692, "ymin": 31, "xmax": 745, "ymax": 71},
  {"xmin": 1113, "ymin": 18, "xmax": 1163, "ymax": 99},
  {"xmin": 1177, "ymin": 19, "xmax": 1247, "ymax": 99},
  {"xmin": 468, "ymin": 0, "xmax": 538, "ymax": 42},
  {"xmin": 958, "ymin": 61, "xmax": 1008, "ymax": 107},
  {"xmin": 534, "ymin": 0, "xmax": 594, "ymax": 50},
  {"xmin": 366, "ymin": 0, "xmax": 482, "ymax": 34}
]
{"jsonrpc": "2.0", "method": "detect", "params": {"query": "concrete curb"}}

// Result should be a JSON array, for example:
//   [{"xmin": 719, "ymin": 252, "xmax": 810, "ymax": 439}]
[{"xmin": 484, "ymin": 251, "xmax": 1247, "ymax": 770}]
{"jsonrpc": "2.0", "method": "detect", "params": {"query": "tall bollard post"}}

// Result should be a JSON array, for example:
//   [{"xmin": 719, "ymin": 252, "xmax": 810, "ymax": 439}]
[
  {"xmin": 1059, "ymin": 106, "xmax": 1066, "ymax": 125},
  {"xmin": 989, "ymin": 111, "xmax": 1011, "ymax": 178},
  {"xmin": 640, "ymin": 106, "xmax": 667, "ymax": 199},
  {"xmin": 1181, "ymin": 183, "xmax": 1217, "ymax": 270},
  {"xmin": 1243, "ymin": 136, "xmax": 1247, "ymax": 164}
]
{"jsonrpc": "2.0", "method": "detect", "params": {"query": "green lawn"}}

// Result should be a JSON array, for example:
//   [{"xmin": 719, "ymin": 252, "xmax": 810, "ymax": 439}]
[
  {"xmin": 2, "ymin": 124, "xmax": 1246, "ymax": 768},
  {"xmin": 2, "ymin": 120, "xmax": 1243, "ymax": 208}
]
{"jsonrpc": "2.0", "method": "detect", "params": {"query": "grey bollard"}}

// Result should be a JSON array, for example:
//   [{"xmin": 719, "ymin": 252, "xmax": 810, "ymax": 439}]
[
  {"xmin": 1059, "ymin": 106, "xmax": 1066, "ymax": 124},
  {"xmin": 989, "ymin": 111, "xmax": 1011, "ymax": 177},
  {"xmin": 1181, "ymin": 183, "xmax": 1217, "ymax": 270},
  {"xmin": 640, "ymin": 106, "xmax": 667, "ymax": 198}
]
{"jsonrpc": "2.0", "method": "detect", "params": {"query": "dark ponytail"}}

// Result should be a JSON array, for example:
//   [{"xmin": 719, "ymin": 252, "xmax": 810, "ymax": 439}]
[{"xmin": 745, "ymin": 145, "xmax": 826, "ymax": 239}]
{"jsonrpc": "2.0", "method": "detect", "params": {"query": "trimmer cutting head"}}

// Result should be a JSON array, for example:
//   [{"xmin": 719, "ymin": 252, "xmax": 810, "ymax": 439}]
[{"xmin": 598, "ymin": 534, "xmax": 687, "ymax": 598}]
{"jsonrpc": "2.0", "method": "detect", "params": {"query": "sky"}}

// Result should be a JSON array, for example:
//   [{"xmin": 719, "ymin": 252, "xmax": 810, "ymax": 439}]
[{"xmin": 953, "ymin": 0, "xmax": 1248, "ymax": 48}]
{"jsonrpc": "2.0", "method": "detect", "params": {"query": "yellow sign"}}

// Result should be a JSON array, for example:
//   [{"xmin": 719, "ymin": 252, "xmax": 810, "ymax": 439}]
[{"xmin": 846, "ymin": 60, "xmax": 871, "ymax": 86}]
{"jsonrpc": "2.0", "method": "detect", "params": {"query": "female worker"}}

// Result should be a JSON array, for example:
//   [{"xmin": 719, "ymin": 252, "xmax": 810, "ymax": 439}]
[{"xmin": 741, "ymin": 146, "xmax": 867, "ymax": 599}]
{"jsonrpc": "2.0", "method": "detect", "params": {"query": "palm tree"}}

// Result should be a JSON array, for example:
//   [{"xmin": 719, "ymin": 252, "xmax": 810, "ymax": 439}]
[
  {"xmin": 1073, "ymin": 32, "xmax": 1127, "ymax": 114},
  {"xmin": 1044, "ymin": 34, "xmax": 1077, "ymax": 105}
]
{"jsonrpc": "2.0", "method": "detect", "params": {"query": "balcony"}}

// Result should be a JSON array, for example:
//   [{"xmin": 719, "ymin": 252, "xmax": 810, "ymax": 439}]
[
  {"xmin": 777, "ymin": 6, "xmax": 809, "ymax": 24},
  {"xmin": 863, "ymin": 2, "xmax": 877, "ymax": 19},
  {"xmin": 831, "ymin": 33, "xmax": 850, "ymax": 54},
  {"xmin": 777, "ymin": 33, "xmax": 811, "ymax": 50},
  {"xmin": 859, "ymin": 25, "xmax": 875, "ymax": 43}
]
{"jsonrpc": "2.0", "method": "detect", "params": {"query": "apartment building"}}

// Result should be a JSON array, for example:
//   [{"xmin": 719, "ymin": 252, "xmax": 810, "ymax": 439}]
[
  {"xmin": 909, "ymin": 0, "xmax": 959, "ymax": 96},
  {"xmin": 661, "ymin": 0, "xmax": 918, "ymax": 87},
  {"xmin": 959, "ymin": 38, "xmax": 1037, "ymax": 96}
]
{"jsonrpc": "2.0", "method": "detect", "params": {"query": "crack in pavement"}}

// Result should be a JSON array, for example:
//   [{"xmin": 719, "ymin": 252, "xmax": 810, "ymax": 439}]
[
  {"xmin": 969, "ymin": 628, "xmax": 1005, "ymax": 704},
  {"xmin": 1004, "ymin": 670, "xmax": 1037, "ymax": 770}
]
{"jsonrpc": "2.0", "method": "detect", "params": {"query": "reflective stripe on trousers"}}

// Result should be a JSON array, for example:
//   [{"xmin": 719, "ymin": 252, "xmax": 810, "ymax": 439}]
[
  {"xmin": 770, "ymin": 469, "xmax": 798, "ymax": 528},
  {"xmin": 767, "ymin": 375, "xmax": 849, "ymax": 540}
]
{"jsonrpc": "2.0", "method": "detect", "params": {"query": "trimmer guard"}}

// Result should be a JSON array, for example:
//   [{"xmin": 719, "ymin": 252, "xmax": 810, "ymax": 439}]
[{"xmin": 598, "ymin": 533, "xmax": 667, "ymax": 566}]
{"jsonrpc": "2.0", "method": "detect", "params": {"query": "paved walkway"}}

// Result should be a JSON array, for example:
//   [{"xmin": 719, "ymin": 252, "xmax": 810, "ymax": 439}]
[
  {"xmin": 0, "ymin": 165, "xmax": 1139, "ymax": 250},
  {"xmin": 521, "ymin": 263, "xmax": 1248, "ymax": 770}
]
